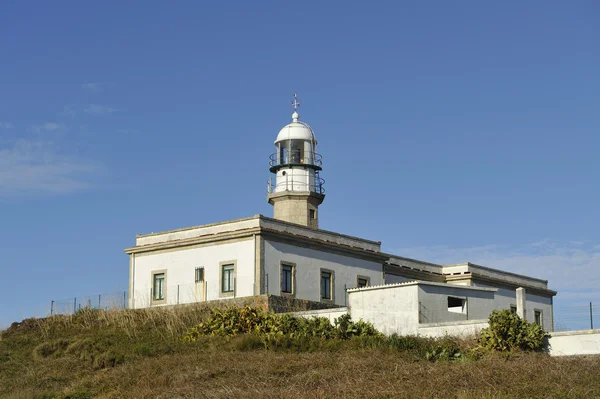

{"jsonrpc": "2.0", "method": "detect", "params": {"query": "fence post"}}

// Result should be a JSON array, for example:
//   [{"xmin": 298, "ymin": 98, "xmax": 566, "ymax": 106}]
[
  {"xmin": 73, "ymin": 298, "xmax": 77, "ymax": 314},
  {"xmin": 344, "ymin": 284, "xmax": 347, "ymax": 307},
  {"xmin": 98, "ymin": 294, "xmax": 101, "ymax": 309},
  {"xmin": 591, "ymin": 302, "xmax": 594, "ymax": 330},
  {"xmin": 177, "ymin": 285, "xmax": 180, "ymax": 305},
  {"xmin": 124, "ymin": 291, "xmax": 127, "ymax": 309},
  {"xmin": 466, "ymin": 297, "xmax": 469, "ymax": 320},
  {"xmin": 50, "ymin": 300, "xmax": 54, "ymax": 316},
  {"xmin": 266, "ymin": 274, "xmax": 269, "ymax": 295}
]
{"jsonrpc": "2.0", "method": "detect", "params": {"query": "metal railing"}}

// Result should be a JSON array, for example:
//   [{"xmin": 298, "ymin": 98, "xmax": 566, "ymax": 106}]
[
  {"xmin": 269, "ymin": 152, "xmax": 323, "ymax": 168},
  {"xmin": 553, "ymin": 302, "xmax": 597, "ymax": 332},
  {"xmin": 51, "ymin": 291, "xmax": 128, "ymax": 315},
  {"xmin": 267, "ymin": 176, "xmax": 325, "ymax": 195}
]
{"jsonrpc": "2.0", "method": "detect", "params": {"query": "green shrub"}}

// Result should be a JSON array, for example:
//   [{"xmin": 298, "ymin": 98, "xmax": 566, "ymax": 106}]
[
  {"xmin": 182, "ymin": 306, "xmax": 381, "ymax": 343},
  {"xmin": 478, "ymin": 309, "xmax": 547, "ymax": 352}
]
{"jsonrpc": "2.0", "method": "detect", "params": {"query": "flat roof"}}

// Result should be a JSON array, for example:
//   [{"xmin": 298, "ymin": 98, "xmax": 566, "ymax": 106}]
[
  {"xmin": 347, "ymin": 280, "xmax": 498, "ymax": 293},
  {"xmin": 128, "ymin": 214, "xmax": 382, "ymax": 254}
]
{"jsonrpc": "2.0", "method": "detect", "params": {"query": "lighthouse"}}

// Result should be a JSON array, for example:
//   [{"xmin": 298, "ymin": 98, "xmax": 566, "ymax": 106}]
[{"xmin": 267, "ymin": 94, "xmax": 325, "ymax": 229}]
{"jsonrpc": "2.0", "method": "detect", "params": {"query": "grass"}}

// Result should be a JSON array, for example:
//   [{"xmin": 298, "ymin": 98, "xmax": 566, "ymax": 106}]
[{"xmin": 1, "ymin": 305, "xmax": 599, "ymax": 398}]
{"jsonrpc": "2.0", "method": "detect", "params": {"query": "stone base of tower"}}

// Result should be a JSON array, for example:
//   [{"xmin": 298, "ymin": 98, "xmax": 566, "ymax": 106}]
[{"xmin": 267, "ymin": 191, "xmax": 325, "ymax": 229}]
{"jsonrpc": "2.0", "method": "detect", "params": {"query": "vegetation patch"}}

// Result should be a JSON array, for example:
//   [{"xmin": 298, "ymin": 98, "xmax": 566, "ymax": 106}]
[
  {"xmin": 0, "ymin": 304, "xmax": 597, "ymax": 398},
  {"xmin": 183, "ymin": 306, "xmax": 380, "ymax": 343},
  {"xmin": 478, "ymin": 309, "xmax": 547, "ymax": 352}
]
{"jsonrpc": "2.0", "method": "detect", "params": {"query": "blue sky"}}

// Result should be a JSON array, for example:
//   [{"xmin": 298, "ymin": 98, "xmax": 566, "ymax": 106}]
[{"xmin": 0, "ymin": 1, "xmax": 598, "ymax": 329}]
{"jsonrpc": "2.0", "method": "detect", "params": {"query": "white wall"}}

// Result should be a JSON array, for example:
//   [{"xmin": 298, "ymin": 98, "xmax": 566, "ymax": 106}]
[
  {"xmin": 288, "ymin": 308, "xmax": 349, "ymax": 324},
  {"xmin": 263, "ymin": 239, "xmax": 384, "ymax": 306},
  {"xmin": 547, "ymin": 330, "xmax": 600, "ymax": 356},
  {"xmin": 348, "ymin": 284, "xmax": 420, "ymax": 336},
  {"xmin": 417, "ymin": 320, "xmax": 489, "ymax": 338},
  {"xmin": 131, "ymin": 239, "xmax": 255, "ymax": 308}
]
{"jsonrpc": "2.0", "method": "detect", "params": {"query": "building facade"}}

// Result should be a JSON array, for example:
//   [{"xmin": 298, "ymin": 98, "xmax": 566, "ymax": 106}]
[{"xmin": 125, "ymin": 95, "xmax": 556, "ymax": 330}]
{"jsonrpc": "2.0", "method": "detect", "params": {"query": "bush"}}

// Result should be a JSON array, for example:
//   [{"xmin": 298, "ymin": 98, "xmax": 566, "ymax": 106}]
[
  {"xmin": 182, "ymin": 306, "xmax": 381, "ymax": 343},
  {"xmin": 478, "ymin": 309, "xmax": 547, "ymax": 352}
]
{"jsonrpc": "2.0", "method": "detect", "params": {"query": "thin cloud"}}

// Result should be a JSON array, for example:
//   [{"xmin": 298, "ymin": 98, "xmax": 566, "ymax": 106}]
[
  {"xmin": 0, "ymin": 122, "xmax": 14, "ymax": 129},
  {"xmin": 392, "ymin": 240, "xmax": 600, "ymax": 303},
  {"xmin": 0, "ymin": 140, "xmax": 99, "ymax": 196},
  {"xmin": 30, "ymin": 122, "xmax": 65, "ymax": 133},
  {"xmin": 81, "ymin": 82, "xmax": 108, "ymax": 92},
  {"xmin": 116, "ymin": 128, "xmax": 139, "ymax": 135},
  {"xmin": 85, "ymin": 104, "xmax": 117, "ymax": 116},
  {"xmin": 59, "ymin": 104, "xmax": 77, "ymax": 118}
]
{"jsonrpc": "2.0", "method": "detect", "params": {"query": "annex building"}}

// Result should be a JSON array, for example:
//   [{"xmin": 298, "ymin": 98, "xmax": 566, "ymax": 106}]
[{"xmin": 125, "ymin": 96, "xmax": 556, "ymax": 333}]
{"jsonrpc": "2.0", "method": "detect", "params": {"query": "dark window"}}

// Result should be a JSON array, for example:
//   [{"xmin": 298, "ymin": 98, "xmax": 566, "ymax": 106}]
[
  {"xmin": 321, "ymin": 271, "xmax": 332, "ymax": 300},
  {"xmin": 534, "ymin": 310, "xmax": 542, "ymax": 326},
  {"xmin": 195, "ymin": 267, "xmax": 204, "ymax": 283},
  {"xmin": 510, "ymin": 305, "xmax": 517, "ymax": 313},
  {"xmin": 447, "ymin": 297, "xmax": 465, "ymax": 313},
  {"xmin": 222, "ymin": 264, "xmax": 234, "ymax": 293},
  {"xmin": 357, "ymin": 277, "xmax": 369, "ymax": 288},
  {"xmin": 281, "ymin": 264, "xmax": 293, "ymax": 294},
  {"xmin": 309, "ymin": 209, "xmax": 316, "ymax": 219}
]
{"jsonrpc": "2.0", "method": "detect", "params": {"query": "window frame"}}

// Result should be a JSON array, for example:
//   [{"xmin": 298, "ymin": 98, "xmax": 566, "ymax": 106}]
[
  {"xmin": 219, "ymin": 261, "xmax": 237, "ymax": 297},
  {"xmin": 151, "ymin": 269, "xmax": 167, "ymax": 305},
  {"xmin": 534, "ymin": 309, "xmax": 543, "ymax": 327},
  {"xmin": 447, "ymin": 296, "xmax": 466, "ymax": 314},
  {"xmin": 280, "ymin": 261, "xmax": 296, "ymax": 297},
  {"xmin": 356, "ymin": 275, "xmax": 370, "ymax": 288},
  {"xmin": 320, "ymin": 268, "xmax": 334, "ymax": 303}
]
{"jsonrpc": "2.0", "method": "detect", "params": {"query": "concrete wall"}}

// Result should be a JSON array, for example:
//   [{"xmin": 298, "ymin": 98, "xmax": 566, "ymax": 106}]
[
  {"xmin": 348, "ymin": 284, "xmax": 420, "ymax": 336},
  {"xmin": 131, "ymin": 239, "xmax": 255, "ymax": 308},
  {"xmin": 547, "ymin": 330, "xmax": 600, "ymax": 356},
  {"xmin": 418, "ymin": 284, "xmax": 496, "ymax": 324},
  {"xmin": 444, "ymin": 263, "xmax": 548, "ymax": 290},
  {"xmin": 288, "ymin": 307, "xmax": 349, "ymax": 324},
  {"xmin": 387, "ymin": 256, "xmax": 443, "ymax": 274},
  {"xmin": 260, "ymin": 217, "xmax": 381, "ymax": 252},
  {"xmin": 136, "ymin": 217, "xmax": 259, "ymax": 246},
  {"xmin": 385, "ymin": 274, "xmax": 411, "ymax": 284},
  {"xmin": 474, "ymin": 283, "xmax": 553, "ymax": 331},
  {"xmin": 263, "ymin": 239, "xmax": 384, "ymax": 307},
  {"xmin": 417, "ymin": 320, "xmax": 489, "ymax": 338}
]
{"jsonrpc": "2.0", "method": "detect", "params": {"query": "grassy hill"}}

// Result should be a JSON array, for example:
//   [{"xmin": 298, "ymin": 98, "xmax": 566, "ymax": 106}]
[{"xmin": 1, "ymin": 304, "xmax": 599, "ymax": 398}]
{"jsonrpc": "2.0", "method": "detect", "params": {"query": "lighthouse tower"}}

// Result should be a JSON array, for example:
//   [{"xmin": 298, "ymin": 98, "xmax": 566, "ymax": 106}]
[{"xmin": 267, "ymin": 94, "xmax": 325, "ymax": 229}]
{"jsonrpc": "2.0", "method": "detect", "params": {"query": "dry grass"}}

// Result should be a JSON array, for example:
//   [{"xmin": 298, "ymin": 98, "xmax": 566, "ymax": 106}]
[{"xmin": 1, "ymin": 306, "xmax": 599, "ymax": 399}]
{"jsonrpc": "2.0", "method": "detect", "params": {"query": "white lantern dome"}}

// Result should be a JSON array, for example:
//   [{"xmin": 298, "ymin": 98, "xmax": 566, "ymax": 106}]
[{"xmin": 274, "ymin": 111, "xmax": 317, "ymax": 144}]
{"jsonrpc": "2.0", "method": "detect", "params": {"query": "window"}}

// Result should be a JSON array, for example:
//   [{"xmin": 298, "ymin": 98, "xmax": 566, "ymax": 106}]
[
  {"xmin": 221, "ymin": 264, "xmax": 234, "ymax": 293},
  {"xmin": 321, "ymin": 270, "xmax": 333, "ymax": 301},
  {"xmin": 281, "ymin": 262, "xmax": 294, "ymax": 295},
  {"xmin": 357, "ymin": 276, "xmax": 370, "ymax": 288},
  {"xmin": 534, "ymin": 310, "xmax": 543, "ymax": 327},
  {"xmin": 309, "ymin": 209, "xmax": 316, "ymax": 219},
  {"xmin": 195, "ymin": 267, "xmax": 204, "ymax": 283},
  {"xmin": 153, "ymin": 272, "xmax": 165, "ymax": 301},
  {"xmin": 447, "ymin": 297, "xmax": 465, "ymax": 313},
  {"xmin": 510, "ymin": 305, "xmax": 517, "ymax": 314}
]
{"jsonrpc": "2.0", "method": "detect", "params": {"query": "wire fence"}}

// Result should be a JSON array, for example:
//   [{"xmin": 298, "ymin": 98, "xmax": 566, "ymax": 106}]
[
  {"xmin": 51, "ymin": 291, "xmax": 127, "ymax": 316},
  {"xmin": 49, "ymin": 287, "xmax": 598, "ymax": 334},
  {"xmin": 553, "ymin": 302, "xmax": 597, "ymax": 332}
]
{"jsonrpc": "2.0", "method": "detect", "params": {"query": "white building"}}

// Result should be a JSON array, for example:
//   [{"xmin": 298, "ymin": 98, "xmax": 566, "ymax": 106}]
[{"xmin": 125, "ymin": 95, "xmax": 556, "ymax": 331}]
